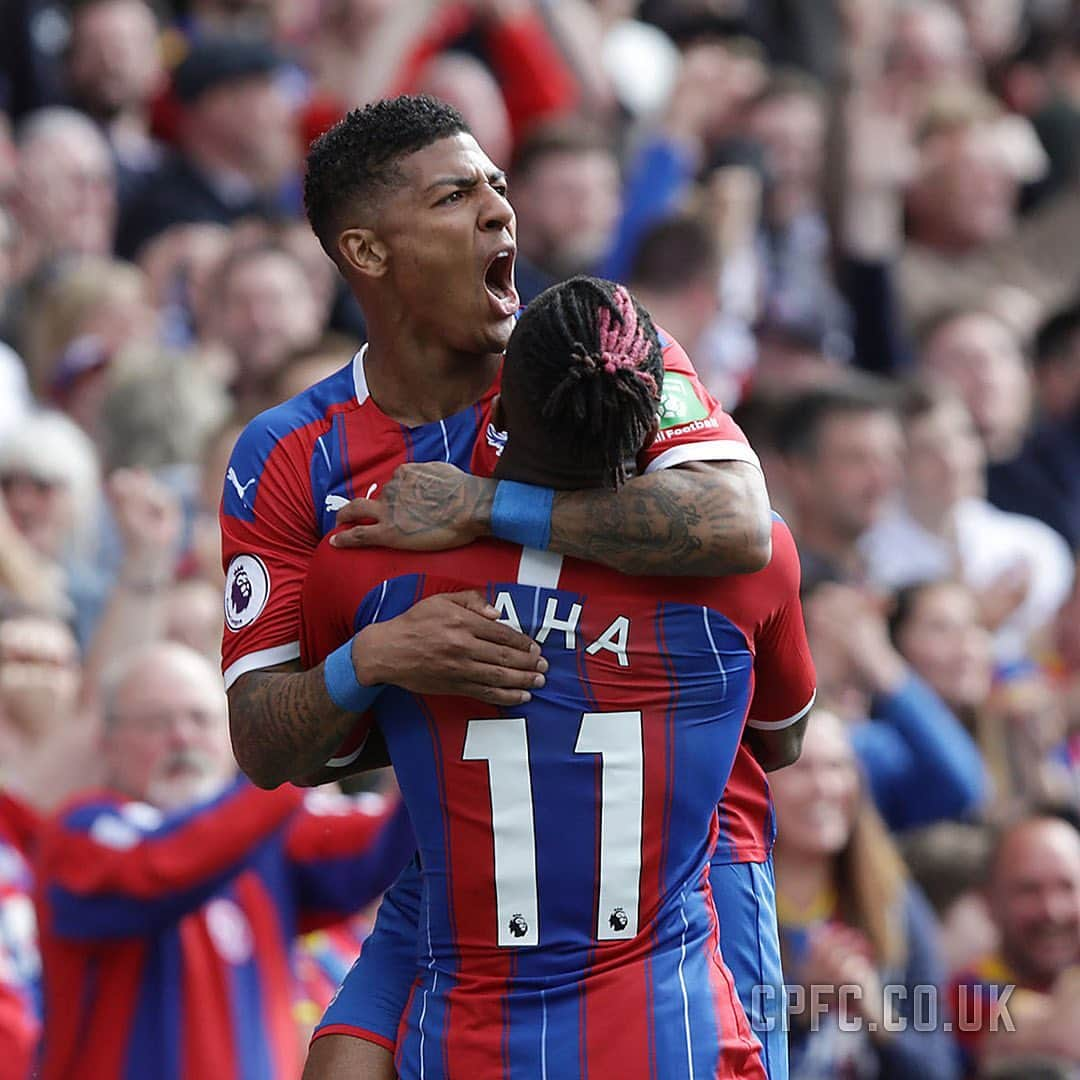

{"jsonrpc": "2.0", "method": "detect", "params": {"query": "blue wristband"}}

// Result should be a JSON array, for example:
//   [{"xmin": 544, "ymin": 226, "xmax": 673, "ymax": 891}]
[
  {"xmin": 323, "ymin": 640, "xmax": 383, "ymax": 713},
  {"xmin": 490, "ymin": 480, "xmax": 554, "ymax": 550}
]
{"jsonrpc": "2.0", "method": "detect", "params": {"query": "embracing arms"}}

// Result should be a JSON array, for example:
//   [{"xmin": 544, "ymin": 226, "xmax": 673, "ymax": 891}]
[{"xmin": 333, "ymin": 459, "xmax": 772, "ymax": 577}]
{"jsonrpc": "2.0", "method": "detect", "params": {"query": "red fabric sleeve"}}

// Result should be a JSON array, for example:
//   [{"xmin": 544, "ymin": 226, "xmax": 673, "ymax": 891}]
[
  {"xmin": 638, "ymin": 329, "xmax": 761, "ymax": 475},
  {"xmin": 41, "ymin": 784, "xmax": 302, "ymax": 900},
  {"xmin": 746, "ymin": 522, "xmax": 816, "ymax": 730}
]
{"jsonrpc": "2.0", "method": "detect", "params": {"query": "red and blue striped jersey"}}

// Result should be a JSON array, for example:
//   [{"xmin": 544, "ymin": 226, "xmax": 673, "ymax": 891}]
[
  {"xmin": 219, "ymin": 330, "xmax": 759, "ymax": 691},
  {"xmin": 0, "ymin": 795, "xmax": 40, "ymax": 1079},
  {"xmin": 219, "ymin": 331, "xmax": 782, "ymax": 865},
  {"xmin": 35, "ymin": 781, "xmax": 414, "ymax": 1080},
  {"xmin": 299, "ymin": 521, "xmax": 814, "ymax": 1079}
]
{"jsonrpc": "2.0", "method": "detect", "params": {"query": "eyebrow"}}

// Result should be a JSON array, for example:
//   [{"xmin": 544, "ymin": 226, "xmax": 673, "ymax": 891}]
[{"xmin": 424, "ymin": 170, "xmax": 507, "ymax": 195}]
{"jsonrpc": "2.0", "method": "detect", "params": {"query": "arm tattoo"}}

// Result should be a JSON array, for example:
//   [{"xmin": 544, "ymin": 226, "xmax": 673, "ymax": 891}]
[
  {"xmin": 547, "ymin": 462, "xmax": 770, "ymax": 577},
  {"xmin": 228, "ymin": 663, "xmax": 357, "ymax": 788}
]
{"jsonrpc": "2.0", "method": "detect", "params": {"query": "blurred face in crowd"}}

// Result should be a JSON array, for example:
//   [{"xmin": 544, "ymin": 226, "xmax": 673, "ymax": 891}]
[
  {"xmin": 990, "ymin": 819, "xmax": 1080, "ymax": 989},
  {"xmin": 907, "ymin": 125, "xmax": 1019, "ymax": 252},
  {"xmin": 0, "ymin": 615, "xmax": 80, "ymax": 738},
  {"xmin": 104, "ymin": 644, "xmax": 234, "ymax": 811},
  {"xmin": 904, "ymin": 396, "xmax": 986, "ymax": 517},
  {"xmin": 0, "ymin": 471, "xmax": 71, "ymax": 558},
  {"xmin": 16, "ymin": 120, "xmax": 116, "ymax": 258},
  {"xmin": 746, "ymin": 90, "xmax": 825, "ymax": 213},
  {"xmin": 68, "ymin": 0, "xmax": 163, "ymax": 121},
  {"xmin": 186, "ymin": 76, "xmax": 296, "ymax": 186},
  {"xmin": 416, "ymin": 54, "xmax": 512, "ymax": 179},
  {"xmin": 771, "ymin": 709, "xmax": 860, "ymax": 858},
  {"xmin": 216, "ymin": 249, "xmax": 321, "ymax": 381},
  {"xmin": 956, "ymin": 0, "xmax": 1025, "ymax": 65},
  {"xmin": 890, "ymin": 2, "xmax": 972, "ymax": 88},
  {"xmin": 893, "ymin": 582, "xmax": 993, "ymax": 711},
  {"xmin": 920, "ymin": 312, "xmax": 1031, "ymax": 460},
  {"xmin": 512, "ymin": 147, "xmax": 621, "ymax": 279},
  {"xmin": 787, "ymin": 408, "xmax": 904, "ymax": 542},
  {"xmin": 354, "ymin": 133, "xmax": 518, "ymax": 356}
]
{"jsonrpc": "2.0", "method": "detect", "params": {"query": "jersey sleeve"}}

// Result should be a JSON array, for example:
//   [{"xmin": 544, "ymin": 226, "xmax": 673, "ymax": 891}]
[
  {"xmin": 40, "ymin": 780, "xmax": 302, "ymax": 939},
  {"xmin": 220, "ymin": 411, "xmax": 324, "ymax": 690},
  {"xmin": 638, "ymin": 328, "xmax": 761, "ymax": 475},
  {"xmin": 746, "ymin": 520, "xmax": 817, "ymax": 731},
  {"xmin": 285, "ymin": 792, "xmax": 415, "ymax": 932}
]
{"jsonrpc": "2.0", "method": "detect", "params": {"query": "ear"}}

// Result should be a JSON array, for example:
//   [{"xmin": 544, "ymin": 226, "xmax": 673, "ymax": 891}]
[{"xmin": 338, "ymin": 227, "xmax": 389, "ymax": 279}]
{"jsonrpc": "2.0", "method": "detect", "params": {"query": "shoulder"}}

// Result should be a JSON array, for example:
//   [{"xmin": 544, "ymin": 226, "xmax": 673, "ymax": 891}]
[{"xmin": 225, "ymin": 358, "xmax": 359, "ymax": 521}]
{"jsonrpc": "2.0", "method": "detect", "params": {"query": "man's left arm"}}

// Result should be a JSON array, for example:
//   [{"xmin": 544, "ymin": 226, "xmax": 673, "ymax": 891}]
[
  {"xmin": 334, "ymin": 329, "xmax": 771, "ymax": 575},
  {"xmin": 334, "ymin": 458, "xmax": 770, "ymax": 577}
]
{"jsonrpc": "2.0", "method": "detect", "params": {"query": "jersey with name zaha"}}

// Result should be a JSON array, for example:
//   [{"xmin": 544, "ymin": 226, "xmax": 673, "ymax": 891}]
[{"xmin": 299, "ymin": 521, "xmax": 814, "ymax": 1080}]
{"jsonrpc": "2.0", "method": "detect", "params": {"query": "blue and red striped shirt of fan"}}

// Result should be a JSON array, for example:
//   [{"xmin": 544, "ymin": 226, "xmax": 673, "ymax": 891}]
[
  {"xmin": 34, "ymin": 780, "xmax": 414, "ymax": 1080},
  {"xmin": 297, "ymin": 516, "xmax": 814, "ymax": 1079}
]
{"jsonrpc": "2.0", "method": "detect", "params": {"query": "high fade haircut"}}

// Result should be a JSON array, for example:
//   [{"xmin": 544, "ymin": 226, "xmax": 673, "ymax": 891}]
[
  {"xmin": 303, "ymin": 95, "xmax": 469, "ymax": 260},
  {"xmin": 505, "ymin": 276, "xmax": 663, "ymax": 489}
]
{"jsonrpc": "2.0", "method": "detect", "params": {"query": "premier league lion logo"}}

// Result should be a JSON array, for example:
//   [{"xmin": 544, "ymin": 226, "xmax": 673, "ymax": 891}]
[
  {"xmin": 609, "ymin": 907, "xmax": 629, "ymax": 932},
  {"xmin": 508, "ymin": 913, "xmax": 529, "ymax": 938},
  {"xmin": 230, "ymin": 564, "xmax": 253, "ymax": 615},
  {"xmin": 224, "ymin": 554, "xmax": 269, "ymax": 631}
]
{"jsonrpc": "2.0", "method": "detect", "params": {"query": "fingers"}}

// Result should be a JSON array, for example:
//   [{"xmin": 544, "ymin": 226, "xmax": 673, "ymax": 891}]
[
  {"xmin": 331, "ymin": 524, "xmax": 383, "ymax": 549},
  {"xmin": 441, "ymin": 592, "xmax": 545, "ymax": 661},
  {"xmin": 334, "ymin": 498, "xmax": 382, "ymax": 526}
]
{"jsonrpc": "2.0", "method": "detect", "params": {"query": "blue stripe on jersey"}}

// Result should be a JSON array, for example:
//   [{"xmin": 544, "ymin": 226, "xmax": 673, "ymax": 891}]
[
  {"xmin": 313, "ymin": 412, "xmax": 359, "ymax": 535},
  {"xmin": 125, "ymin": 925, "xmax": 182, "ymax": 1080},
  {"xmin": 224, "ymin": 359, "xmax": 356, "ymax": 523},
  {"xmin": 224, "ymin": 901, "xmax": 274, "ymax": 1080}
]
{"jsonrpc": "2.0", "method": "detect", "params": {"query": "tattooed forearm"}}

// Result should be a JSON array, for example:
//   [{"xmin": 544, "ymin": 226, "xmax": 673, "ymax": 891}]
[
  {"xmin": 227, "ymin": 660, "xmax": 357, "ymax": 789},
  {"xmin": 548, "ymin": 461, "xmax": 771, "ymax": 576}
]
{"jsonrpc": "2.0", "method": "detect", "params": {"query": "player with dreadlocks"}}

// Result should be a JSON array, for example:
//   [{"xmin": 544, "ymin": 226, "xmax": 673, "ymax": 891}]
[{"xmin": 299, "ymin": 276, "xmax": 816, "ymax": 1080}]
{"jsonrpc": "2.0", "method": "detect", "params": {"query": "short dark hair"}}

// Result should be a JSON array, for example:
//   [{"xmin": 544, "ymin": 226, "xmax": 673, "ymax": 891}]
[
  {"xmin": 1034, "ymin": 301, "xmax": 1080, "ymax": 370},
  {"xmin": 505, "ymin": 276, "xmax": 663, "ymax": 489},
  {"xmin": 303, "ymin": 95, "xmax": 468, "ymax": 258},
  {"xmin": 629, "ymin": 215, "xmax": 719, "ymax": 293},
  {"xmin": 773, "ymin": 378, "xmax": 896, "ymax": 460}
]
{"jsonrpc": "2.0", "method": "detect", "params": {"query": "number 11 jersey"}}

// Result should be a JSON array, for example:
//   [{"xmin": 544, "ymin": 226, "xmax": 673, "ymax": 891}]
[{"xmin": 301, "ymin": 521, "xmax": 813, "ymax": 1080}]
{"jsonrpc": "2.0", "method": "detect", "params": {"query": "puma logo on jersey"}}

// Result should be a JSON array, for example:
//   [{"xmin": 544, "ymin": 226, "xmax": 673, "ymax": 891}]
[
  {"xmin": 325, "ymin": 494, "xmax": 349, "ymax": 513},
  {"xmin": 226, "ymin": 467, "xmax": 256, "ymax": 502}
]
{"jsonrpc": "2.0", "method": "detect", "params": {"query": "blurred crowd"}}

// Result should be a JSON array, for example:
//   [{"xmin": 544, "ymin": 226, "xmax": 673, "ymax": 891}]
[{"xmin": 1, "ymin": 0, "xmax": 1080, "ymax": 1077}]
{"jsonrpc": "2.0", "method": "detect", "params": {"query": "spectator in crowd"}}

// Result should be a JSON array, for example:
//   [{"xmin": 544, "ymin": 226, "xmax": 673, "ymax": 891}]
[
  {"xmin": 64, "ymin": 0, "xmax": 164, "ymax": 207},
  {"xmin": 774, "ymin": 380, "xmax": 904, "ymax": 589},
  {"xmin": 861, "ymin": 383, "xmax": 1074, "ymax": 660},
  {"xmin": 35, "ymin": 641, "xmax": 415, "ymax": 1080},
  {"xmin": 985, "ymin": 300, "xmax": 1080, "ymax": 549},
  {"xmin": 772, "ymin": 707, "xmax": 959, "ymax": 1079},
  {"xmin": 804, "ymin": 581, "xmax": 987, "ymax": 831},
  {"xmin": 0, "ymin": 604, "xmax": 95, "ymax": 1077},
  {"xmin": 509, "ymin": 120, "xmax": 622, "ymax": 299},
  {"xmin": 118, "ymin": 36, "xmax": 297, "ymax": 259},
  {"xmin": 950, "ymin": 816, "xmax": 1080, "ymax": 1074},
  {"xmin": 196, "ymin": 242, "xmax": 323, "ymax": 413},
  {"xmin": 901, "ymin": 82, "xmax": 1080, "ymax": 334},
  {"xmin": 8, "ymin": 108, "xmax": 116, "ymax": 281},
  {"xmin": 19, "ymin": 256, "xmax": 155, "ymax": 430}
]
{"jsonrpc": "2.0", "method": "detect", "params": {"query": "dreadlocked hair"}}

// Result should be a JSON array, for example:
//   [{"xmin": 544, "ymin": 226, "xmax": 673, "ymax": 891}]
[{"xmin": 507, "ymin": 276, "xmax": 664, "ymax": 488}]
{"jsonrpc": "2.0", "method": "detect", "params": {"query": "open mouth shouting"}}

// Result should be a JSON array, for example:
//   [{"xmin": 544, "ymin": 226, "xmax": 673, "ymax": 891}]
[{"xmin": 482, "ymin": 244, "xmax": 519, "ymax": 318}]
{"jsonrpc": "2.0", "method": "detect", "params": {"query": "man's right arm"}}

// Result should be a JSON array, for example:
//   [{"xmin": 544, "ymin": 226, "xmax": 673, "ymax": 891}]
[
  {"xmin": 229, "ymin": 591, "xmax": 547, "ymax": 790},
  {"xmin": 221, "ymin": 417, "xmax": 545, "ymax": 791}
]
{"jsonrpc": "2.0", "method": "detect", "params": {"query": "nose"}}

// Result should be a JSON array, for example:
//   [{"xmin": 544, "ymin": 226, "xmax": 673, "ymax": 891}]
[{"xmin": 479, "ymin": 185, "xmax": 514, "ymax": 234}]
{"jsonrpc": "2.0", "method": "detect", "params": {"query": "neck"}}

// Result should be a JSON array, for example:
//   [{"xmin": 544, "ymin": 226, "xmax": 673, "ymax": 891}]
[
  {"xmin": 774, "ymin": 846, "xmax": 835, "ymax": 914},
  {"xmin": 495, "ymin": 443, "xmax": 608, "ymax": 491},
  {"xmin": 362, "ymin": 323, "xmax": 501, "ymax": 427}
]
